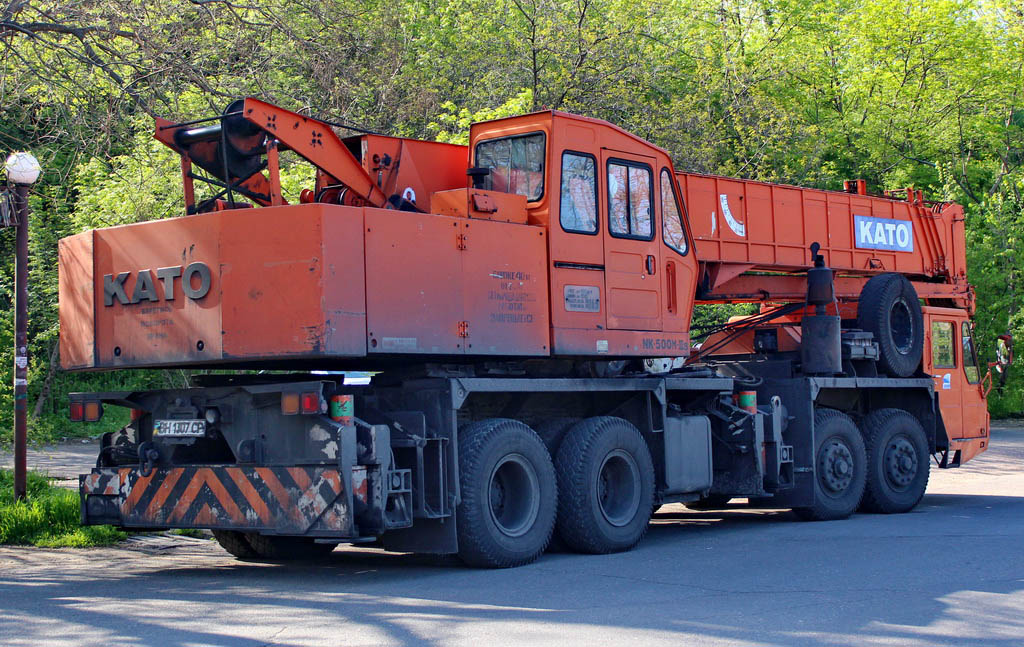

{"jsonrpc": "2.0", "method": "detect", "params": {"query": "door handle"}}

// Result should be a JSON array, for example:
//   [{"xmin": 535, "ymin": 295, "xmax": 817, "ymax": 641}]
[
  {"xmin": 646, "ymin": 255, "xmax": 656, "ymax": 275},
  {"xmin": 666, "ymin": 261, "xmax": 677, "ymax": 313}
]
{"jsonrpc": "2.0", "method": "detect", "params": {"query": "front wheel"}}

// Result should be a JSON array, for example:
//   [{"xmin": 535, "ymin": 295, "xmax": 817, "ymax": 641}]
[
  {"xmin": 859, "ymin": 408, "xmax": 930, "ymax": 513},
  {"xmin": 456, "ymin": 419, "xmax": 557, "ymax": 568},
  {"xmin": 794, "ymin": 408, "xmax": 866, "ymax": 521}
]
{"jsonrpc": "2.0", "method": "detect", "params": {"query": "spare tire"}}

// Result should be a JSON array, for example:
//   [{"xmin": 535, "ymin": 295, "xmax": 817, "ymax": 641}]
[{"xmin": 857, "ymin": 274, "xmax": 923, "ymax": 377}]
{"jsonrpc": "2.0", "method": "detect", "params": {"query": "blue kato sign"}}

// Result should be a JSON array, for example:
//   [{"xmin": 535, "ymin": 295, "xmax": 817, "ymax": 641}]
[{"xmin": 854, "ymin": 215, "xmax": 914, "ymax": 252}]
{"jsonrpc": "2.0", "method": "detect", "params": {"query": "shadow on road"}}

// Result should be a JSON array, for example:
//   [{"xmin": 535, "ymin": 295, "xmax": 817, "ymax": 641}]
[{"xmin": 3, "ymin": 493, "xmax": 1024, "ymax": 646}]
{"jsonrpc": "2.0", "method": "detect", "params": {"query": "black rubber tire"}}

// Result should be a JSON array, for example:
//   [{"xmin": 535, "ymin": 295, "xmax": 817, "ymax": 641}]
[
  {"xmin": 244, "ymin": 534, "xmax": 336, "ymax": 560},
  {"xmin": 859, "ymin": 408, "xmax": 930, "ymax": 513},
  {"xmin": 533, "ymin": 417, "xmax": 581, "ymax": 456},
  {"xmin": 533, "ymin": 417, "xmax": 582, "ymax": 553},
  {"xmin": 857, "ymin": 273, "xmax": 924, "ymax": 377},
  {"xmin": 456, "ymin": 418, "xmax": 557, "ymax": 568},
  {"xmin": 794, "ymin": 408, "xmax": 867, "ymax": 521},
  {"xmin": 555, "ymin": 417, "xmax": 655, "ymax": 554},
  {"xmin": 211, "ymin": 529, "xmax": 259, "ymax": 559},
  {"xmin": 685, "ymin": 494, "xmax": 733, "ymax": 511}
]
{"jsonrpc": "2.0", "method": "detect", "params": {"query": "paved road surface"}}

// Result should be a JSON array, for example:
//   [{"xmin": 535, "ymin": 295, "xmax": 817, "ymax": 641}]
[{"xmin": 2, "ymin": 427, "xmax": 1023, "ymax": 646}]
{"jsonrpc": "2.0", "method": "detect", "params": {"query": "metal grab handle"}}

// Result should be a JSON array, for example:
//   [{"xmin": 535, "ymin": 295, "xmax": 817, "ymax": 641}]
[{"xmin": 646, "ymin": 255, "xmax": 656, "ymax": 275}]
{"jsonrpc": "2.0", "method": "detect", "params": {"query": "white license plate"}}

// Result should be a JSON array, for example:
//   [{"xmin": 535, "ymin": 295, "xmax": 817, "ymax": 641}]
[{"xmin": 154, "ymin": 419, "xmax": 206, "ymax": 437}]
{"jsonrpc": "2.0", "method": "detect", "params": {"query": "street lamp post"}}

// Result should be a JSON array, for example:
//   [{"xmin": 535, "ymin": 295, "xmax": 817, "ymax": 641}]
[{"xmin": 6, "ymin": 152, "xmax": 40, "ymax": 502}]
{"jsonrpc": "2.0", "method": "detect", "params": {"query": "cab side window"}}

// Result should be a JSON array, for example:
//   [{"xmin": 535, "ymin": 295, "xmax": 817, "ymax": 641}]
[
  {"xmin": 560, "ymin": 152, "xmax": 597, "ymax": 234},
  {"xmin": 608, "ymin": 160, "xmax": 653, "ymax": 239},
  {"xmin": 475, "ymin": 133, "xmax": 546, "ymax": 201},
  {"xmin": 962, "ymin": 321, "xmax": 981, "ymax": 384},
  {"xmin": 661, "ymin": 168, "xmax": 687, "ymax": 255},
  {"xmin": 931, "ymin": 321, "xmax": 956, "ymax": 369}
]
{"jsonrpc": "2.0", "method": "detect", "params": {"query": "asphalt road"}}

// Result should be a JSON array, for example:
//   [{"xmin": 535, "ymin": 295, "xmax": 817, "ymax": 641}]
[{"xmin": 2, "ymin": 427, "xmax": 1024, "ymax": 647}]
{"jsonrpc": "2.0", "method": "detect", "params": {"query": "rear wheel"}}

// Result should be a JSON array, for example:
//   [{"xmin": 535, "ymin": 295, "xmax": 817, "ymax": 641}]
[
  {"xmin": 533, "ymin": 417, "xmax": 581, "ymax": 552},
  {"xmin": 244, "ymin": 534, "xmax": 336, "ymax": 560},
  {"xmin": 456, "ymin": 419, "xmax": 557, "ymax": 568},
  {"xmin": 794, "ymin": 408, "xmax": 866, "ymax": 521},
  {"xmin": 533, "ymin": 417, "xmax": 581, "ymax": 456},
  {"xmin": 556, "ymin": 417, "xmax": 654, "ymax": 554},
  {"xmin": 857, "ymin": 274, "xmax": 924, "ymax": 377},
  {"xmin": 212, "ymin": 529, "xmax": 258, "ymax": 559},
  {"xmin": 859, "ymin": 408, "xmax": 930, "ymax": 513}
]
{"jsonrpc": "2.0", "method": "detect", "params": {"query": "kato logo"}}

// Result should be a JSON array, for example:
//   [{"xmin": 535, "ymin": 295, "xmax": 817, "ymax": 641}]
[
  {"xmin": 854, "ymin": 215, "xmax": 914, "ymax": 253},
  {"xmin": 103, "ymin": 262, "xmax": 212, "ymax": 306}
]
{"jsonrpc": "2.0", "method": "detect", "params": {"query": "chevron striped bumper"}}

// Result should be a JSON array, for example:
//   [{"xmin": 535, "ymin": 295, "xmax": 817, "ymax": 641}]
[{"xmin": 80, "ymin": 465, "xmax": 354, "ymax": 537}]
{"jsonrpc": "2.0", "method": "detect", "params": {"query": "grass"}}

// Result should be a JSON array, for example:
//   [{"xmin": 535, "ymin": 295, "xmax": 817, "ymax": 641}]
[{"xmin": 0, "ymin": 469, "xmax": 126, "ymax": 547}]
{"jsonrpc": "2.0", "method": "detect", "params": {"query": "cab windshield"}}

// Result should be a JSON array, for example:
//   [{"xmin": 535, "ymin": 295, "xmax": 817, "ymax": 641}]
[{"xmin": 474, "ymin": 132, "xmax": 545, "ymax": 202}]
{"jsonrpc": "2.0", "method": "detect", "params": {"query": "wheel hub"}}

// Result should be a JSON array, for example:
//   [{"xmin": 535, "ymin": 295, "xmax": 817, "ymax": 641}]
[
  {"xmin": 596, "ymin": 449, "xmax": 641, "ymax": 527},
  {"xmin": 884, "ymin": 435, "xmax": 918, "ymax": 489},
  {"xmin": 819, "ymin": 439, "xmax": 855, "ymax": 494},
  {"xmin": 487, "ymin": 453, "xmax": 541, "ymax": 538},
  {"xmin": 889, "ymin": 297, "xmax": 914, "ymax": 355}
]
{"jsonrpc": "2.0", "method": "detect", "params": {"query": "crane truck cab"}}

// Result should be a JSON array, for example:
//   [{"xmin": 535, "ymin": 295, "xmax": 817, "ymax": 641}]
[{"xmin": 465, "ymin": 112, "xmax": 699, "ymax": 358}]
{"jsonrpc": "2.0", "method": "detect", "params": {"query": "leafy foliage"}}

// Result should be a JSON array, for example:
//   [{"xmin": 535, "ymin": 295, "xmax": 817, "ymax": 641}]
[{"xmin": 1, "ymin": 0, "xmax": 1024, "ymax": 432}]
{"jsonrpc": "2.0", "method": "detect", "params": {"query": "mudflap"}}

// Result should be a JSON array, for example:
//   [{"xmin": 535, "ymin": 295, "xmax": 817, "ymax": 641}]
[{"xmin": 80, "ymin": 465, "xmax": 354, "ymax": 537}]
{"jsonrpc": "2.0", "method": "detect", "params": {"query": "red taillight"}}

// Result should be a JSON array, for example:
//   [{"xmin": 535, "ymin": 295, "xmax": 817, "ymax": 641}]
[
  {"xmin": 69, "ymin": 402, "xmax": 84, "ymax": 422},
  {"xmin": 301, "ymin": 392, "xmax": 320, "ymax": 415},
  {"xmin": 130, "ymin": 408, "xmax": 144, "ymax": 421}
]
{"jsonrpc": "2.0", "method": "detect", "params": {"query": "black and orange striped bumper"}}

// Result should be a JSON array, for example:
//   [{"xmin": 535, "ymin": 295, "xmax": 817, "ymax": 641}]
[{"xmin": 80, "ymin": 465, "xmax": 354, "ymax": 537}]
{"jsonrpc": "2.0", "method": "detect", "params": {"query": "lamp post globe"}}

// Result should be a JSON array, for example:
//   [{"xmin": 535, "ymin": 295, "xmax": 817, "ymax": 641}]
[{"xmin": 5, "ymin": 152, "xmax": 40, "ymax": 185}]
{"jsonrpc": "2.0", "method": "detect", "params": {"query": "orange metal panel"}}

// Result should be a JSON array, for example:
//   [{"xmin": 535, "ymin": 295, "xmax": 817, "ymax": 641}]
[
  {"xmin": 551, "ymin": 327, "xmax": 690, "ymax": 357},
  {"xmin": 430, "ymin": 189, "xmax": 529, "ymax": 223},
  {"xmin": 680, "ymin": 170, "xmax": 964, "ymax": 283},
  {"xmin": 322, "ymin": 208, "xmax": 369, "ymax": 355},
  {"xmin": 219, "ymin": 205, "xmax": 366, "ymax": 358},
  {"xmin": 551, "ymin": 267, "xmax": 606, "ymax": 332},
  {"xmin": 92, "ymin": 216, "xmax": 224, "ymax": 367},
  {"xmin": 364, "ymin": 209, "xmax": 464, "ymax": 355},
  {"xmin": 461, "ymin": 218, "xmax": 549, "ymax": 355},
  {"xmin": 351, "ymin": 136, "xmax": 468, "ymax": 212},
  {"xmin": 60, "ymin": 204, "xmax": 369, "ymax": 368},
  {"xmin": 58, "ymin": 232, "xmax": 96, "ymax": 369}
]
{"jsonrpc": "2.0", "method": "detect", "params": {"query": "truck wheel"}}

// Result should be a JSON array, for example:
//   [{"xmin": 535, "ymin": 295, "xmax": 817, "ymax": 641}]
[
  {"xmin": 211, "ymin": 529, "xmax": 258, "ymax": 559},
  {"xmin": 556, "ymin": 417, "xmax": 654, "ymax": 554},
  {"xmin": 859, "ymin": 408, "xmax": 930, "ymax": 513},
  {"xmin": 685, "ymin": 494, "xmax": 733, "ymax": 511},
  {"xmin": 533, "ymin": 417, "xmax": 581, "ymax": 456},
  {"xmin": 857, "ymin": 274, "xmax": 923, "ymax": 377},
  {"xmin": 456, "ymin": 419, "xmax": 557, "ymax": 568},
  {"xmin": 533, "ymin": 417, "xmax": 580, "ymax": 552},
  {"xmin": 794, "ymin": 408, "xmax": 866, "ymax": 521},
  {"xmin": 244, "ymin": 534, "xmax": 336, "ymax": 560}
]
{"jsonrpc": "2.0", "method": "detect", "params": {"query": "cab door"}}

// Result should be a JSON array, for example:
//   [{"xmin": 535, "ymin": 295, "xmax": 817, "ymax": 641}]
[
  {"xmin": 601, "ymin": 151, "xmax": 662, "ymax": 331},
  {"xmin": 959, "ymin": 320, "xmax": 988, "ymax": 438},
  {"xmin": 926, "ymin": 315, "xmax": 963, "ymax": 439}
]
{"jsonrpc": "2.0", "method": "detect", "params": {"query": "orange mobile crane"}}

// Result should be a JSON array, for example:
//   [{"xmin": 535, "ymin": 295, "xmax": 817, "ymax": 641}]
[{"xmin": 60, "ymin": 99, "xmax": 1007, "ymax": 567}]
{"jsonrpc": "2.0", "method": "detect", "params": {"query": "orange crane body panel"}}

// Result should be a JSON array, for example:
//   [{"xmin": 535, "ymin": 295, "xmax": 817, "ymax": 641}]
[
  {"xmin": 58, "ymin": 204, "xmax": 553, "ymax": 370},
  {"xmin": 59, "ymin": 99, "xmax": 972, "ymax": 369},
  {"xmin": 679, "ymin": 172, "xmax": 971, "ymax": 308}
]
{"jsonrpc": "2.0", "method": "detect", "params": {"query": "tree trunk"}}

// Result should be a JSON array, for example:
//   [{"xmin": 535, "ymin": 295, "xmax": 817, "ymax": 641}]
[{"xmin": 32, "ymin": 341, "xmax": 60, "ymax": 418}]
